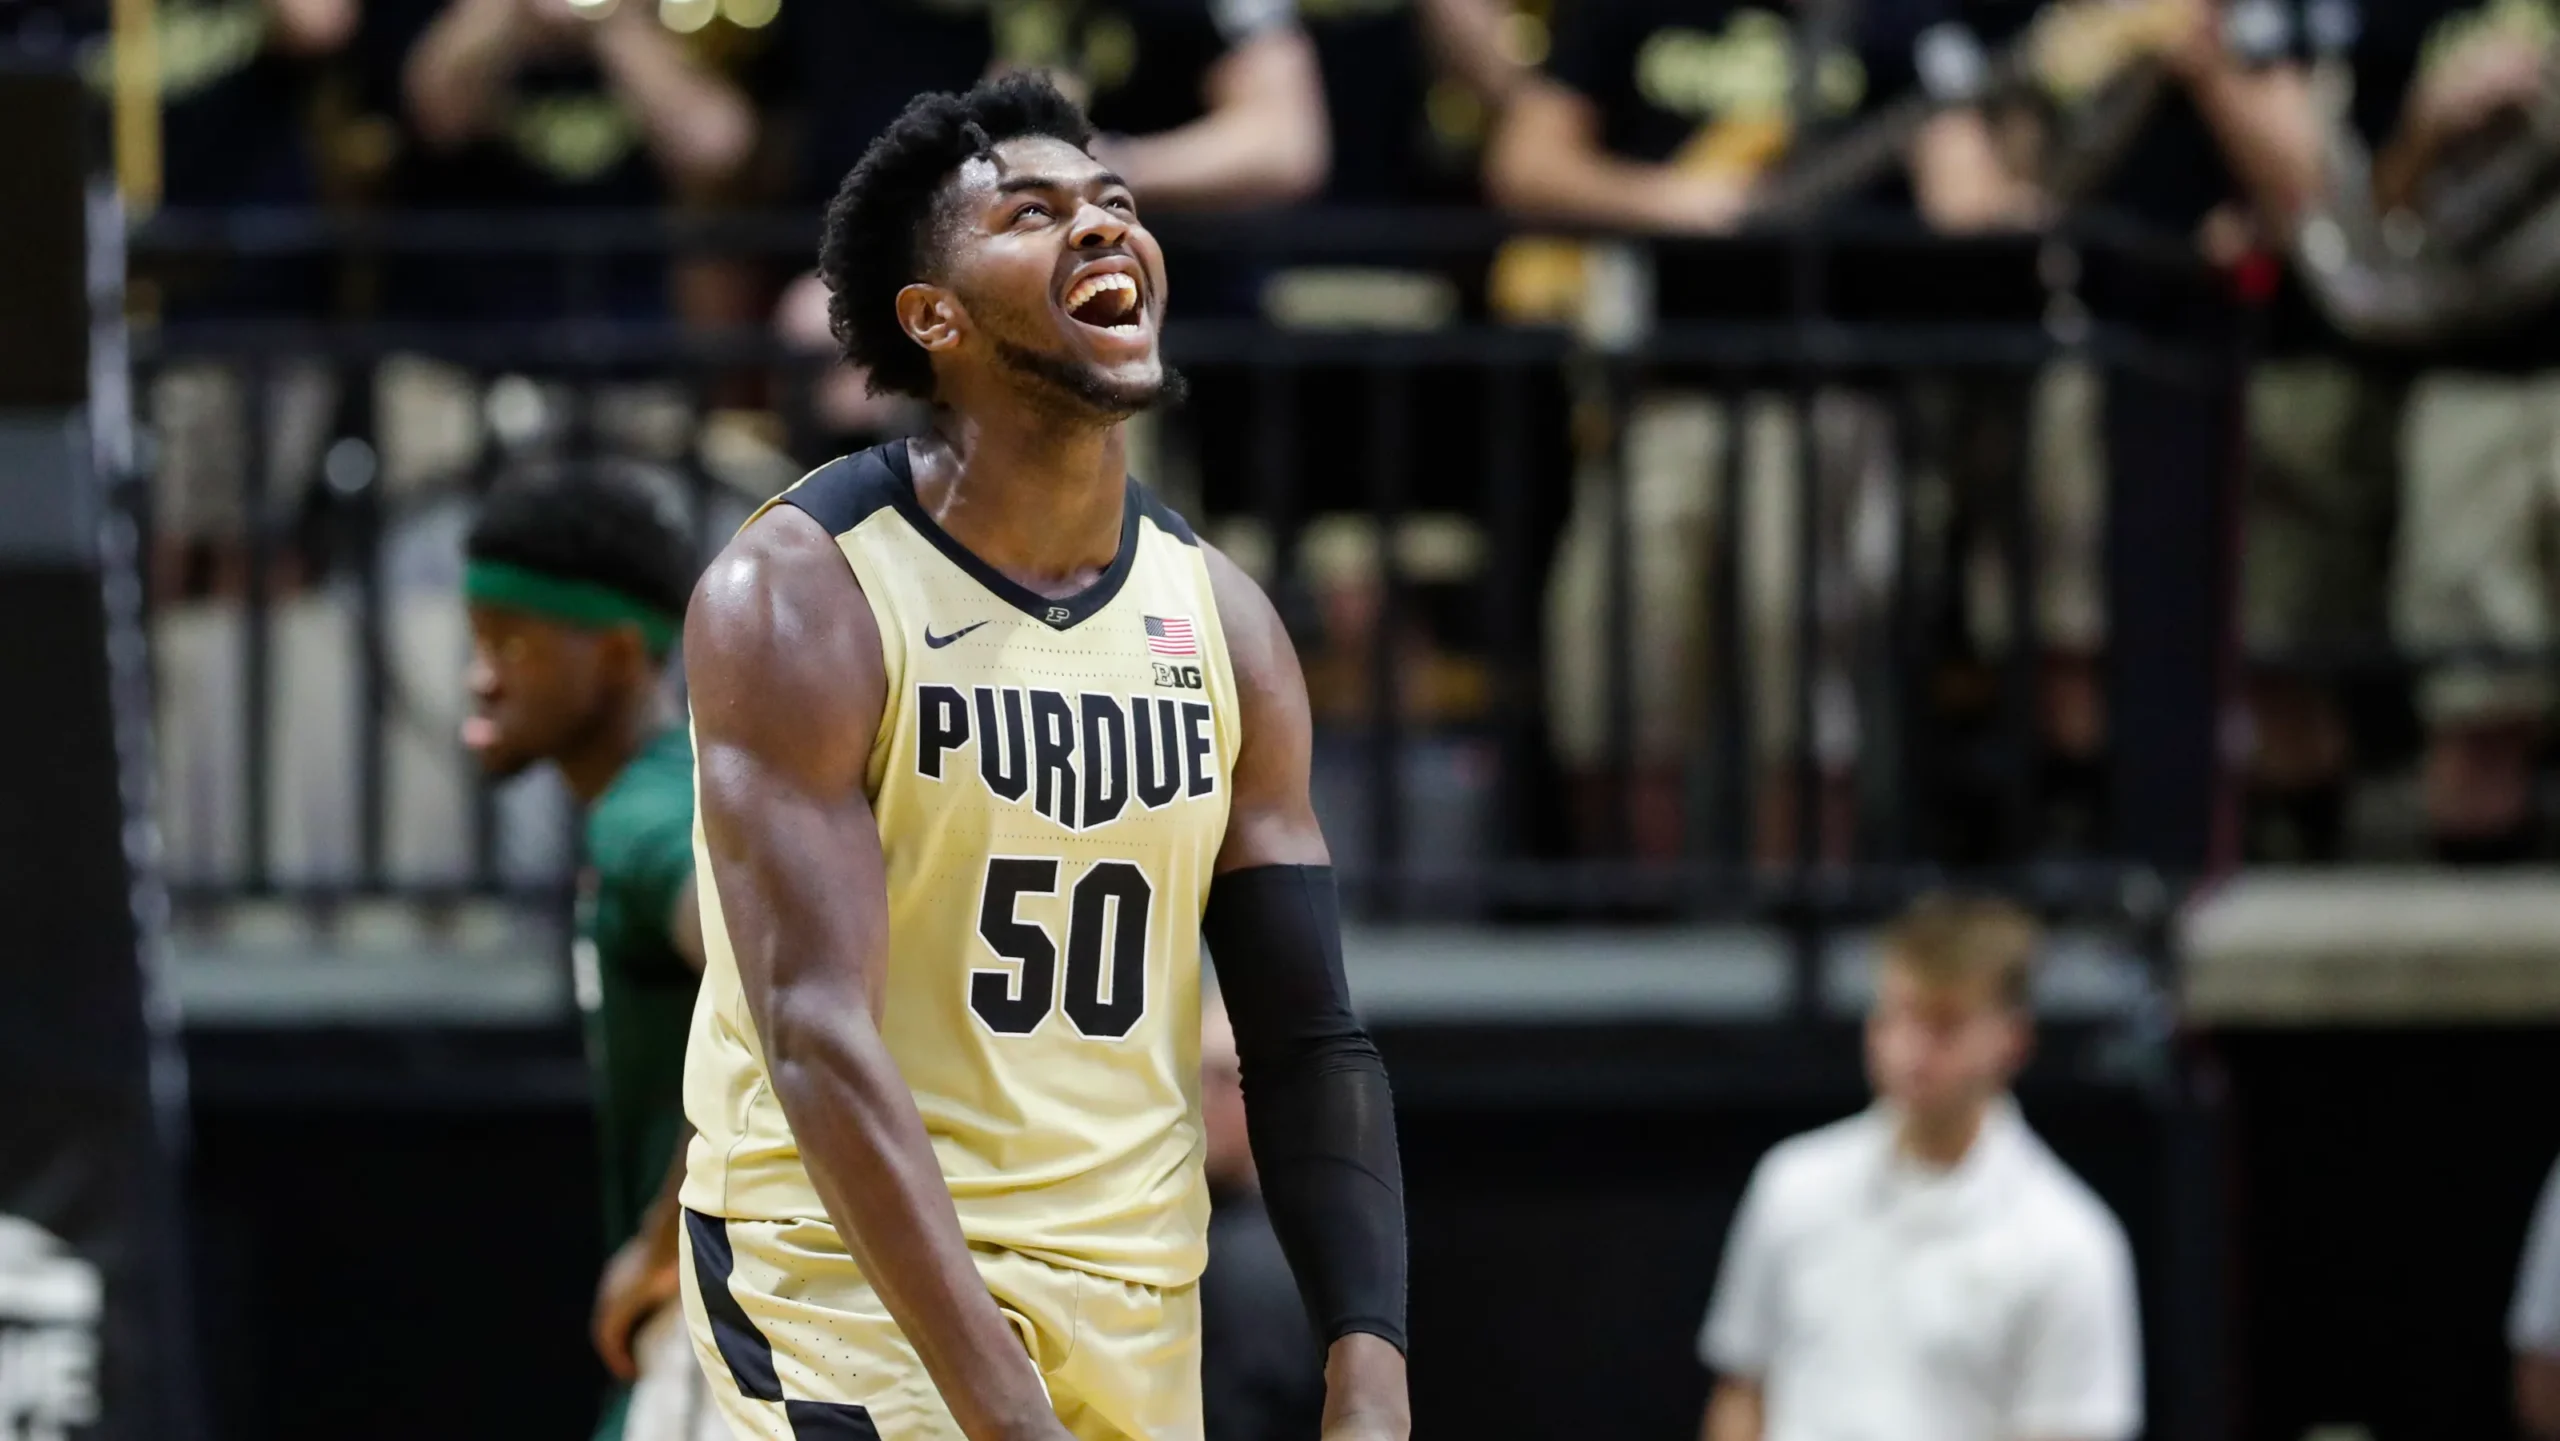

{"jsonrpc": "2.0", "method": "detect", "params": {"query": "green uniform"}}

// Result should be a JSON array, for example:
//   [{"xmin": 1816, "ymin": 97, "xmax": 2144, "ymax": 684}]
[{"xmin": 575, "ymin": 727, "xmax": 697, "ymax": 1441}]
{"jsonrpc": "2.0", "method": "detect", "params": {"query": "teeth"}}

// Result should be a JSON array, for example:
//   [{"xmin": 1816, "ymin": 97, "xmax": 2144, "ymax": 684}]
[{"xmin": 1065, "ymin": 272, "xmax": 1138, "ymax": 314}]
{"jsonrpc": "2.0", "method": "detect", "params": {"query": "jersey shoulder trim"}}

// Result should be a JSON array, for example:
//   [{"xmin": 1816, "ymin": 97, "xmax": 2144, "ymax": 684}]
[
  {"xmin": 776, "ymin": 445, "xmax": 905, "ymax": 538},
  {"xmin": 1135, "ymin": 484, "xmax": 1201, "ymax": 547}
]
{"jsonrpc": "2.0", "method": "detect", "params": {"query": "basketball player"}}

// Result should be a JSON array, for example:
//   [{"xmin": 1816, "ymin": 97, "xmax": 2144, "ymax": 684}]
[
  {"xmin": 460, "ymin": 465, "xmax": 723, "ymax": 1441},
  {"xmin": 675, "ymin": 74, "xmax": 1410, "ymax": 1441}
]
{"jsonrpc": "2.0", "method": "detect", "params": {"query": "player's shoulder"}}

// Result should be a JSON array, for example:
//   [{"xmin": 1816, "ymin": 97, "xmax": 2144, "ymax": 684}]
[
  {"xmin": 1134, "ymin": 479, "xmax": 1202, "ymax": 549},
  {"xmin": 768, "ymin": 442, "xmax": 911, "ymax": 540}
]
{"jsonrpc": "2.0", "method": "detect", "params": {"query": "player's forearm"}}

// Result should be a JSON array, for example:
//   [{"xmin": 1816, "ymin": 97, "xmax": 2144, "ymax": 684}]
[
  {"xmin": 636, "ymin": 1126, "xmax": 693, "ymax": 1259},
  {"xmin": 765, "ymin": 1005, "xmax": 1055, "ymax": 1441},
  {"xmin": 1205, "ymin": 865, "xmax": 1409, "ymax": 1351},
  {"xmin": 1322, "ymin": 1333, "xmax": 1412, "ymax": 1438},
  {"xmin": 404, "ymin": 0, "xmax": 524, "ymax": 149},
  {"xmin": 592, "ymin": 20, "xmax": 757, "ymax": 192}
]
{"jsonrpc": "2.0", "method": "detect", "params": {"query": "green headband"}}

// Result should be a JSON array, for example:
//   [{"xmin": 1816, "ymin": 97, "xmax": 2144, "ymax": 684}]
[{"xmin": 464, "ymin": 559, "xmax": 681, "ymax": 656}]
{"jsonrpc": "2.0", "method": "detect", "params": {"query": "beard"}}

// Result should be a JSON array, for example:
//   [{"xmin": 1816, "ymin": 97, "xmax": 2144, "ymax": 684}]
[{"xmin": 991, "ymin": 336, "xmax": 1187, "ymax": 421}]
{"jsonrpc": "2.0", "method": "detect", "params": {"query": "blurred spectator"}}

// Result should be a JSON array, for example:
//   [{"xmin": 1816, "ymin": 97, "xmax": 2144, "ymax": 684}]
[
  {"xmin": 1305, "ymin": 0, "xmax": 1526, "ymax": 208},
  {"xmin": 1200, "ymin": 990, "xmax": 1327, "ymax": 1441},
  {"xmin": 2070, "ymin": 0, "xmax": 2321, "ymax": 259},
  {"xmin": 2515, "ymin": 1152, "xmax": 2560, "ymax": 1438},
  {"xmin": 773, "ymin": 0, "xmax": 1329, "ymax": 448},
  {"xmin": 1482, "ymin": 0, "xmax": 1973, "ymax": 861},
  {"xmin": 460, "ymin": 462, "xmax": 709, "ymax": 1441},
  {"xmin": 1911, "ymin": 0, "xmax": 2328, "ymax": 855},
  {"xmin": 84, "ymin": 0, "xmax": 356, "ymax": 308},
  {"xmin": 2342, "ymin": 0, "xmax": 2560, "ymax": 861},
  {"xmin": 1697, "ymin": 895, "xmax": 2140, "ymax": 1441},
  {"xmin": 88, "ymin": 0, "xmax": 356, "ymax": 595},
  {"xmin": 389, "ymin": 0, "xmax": 755, "ymax": 319}
]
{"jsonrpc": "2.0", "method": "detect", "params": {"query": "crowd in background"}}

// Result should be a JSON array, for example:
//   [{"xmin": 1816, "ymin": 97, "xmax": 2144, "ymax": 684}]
[
  {"xmin": 9, "ymin": 0, "xmax": 2560, "ymax": 885},
  {"xmin": 18, "ymin": 2, "xmax": 2560, "ymax": 1438}
]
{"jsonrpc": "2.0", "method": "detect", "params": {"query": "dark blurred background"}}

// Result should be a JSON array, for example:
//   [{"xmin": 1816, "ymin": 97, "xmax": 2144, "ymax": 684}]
[{"xmin": 9, "ymin": 0, "xmax": 2560, "ymax": 1436}]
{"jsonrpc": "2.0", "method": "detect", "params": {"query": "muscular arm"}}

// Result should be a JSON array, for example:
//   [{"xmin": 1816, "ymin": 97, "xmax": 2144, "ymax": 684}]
[
  {"xmin": 1484, "ymin": 80, "xmax": 1744, "ymax": 233},
  {"xmin": 689, "ymin": 511, "xmax": 1061, "ymax": 1441},
  {"xmin": 1703, "ymin": 1378, "xmax": 1763, "ymax": 1441},
  {"xmin": 1203, "ymin": 546, "xmax": 1410, "ymax": 1441},
  {"xmin": 1100, "ymin": 28, "xmax": 1328, "ymax": 209}
]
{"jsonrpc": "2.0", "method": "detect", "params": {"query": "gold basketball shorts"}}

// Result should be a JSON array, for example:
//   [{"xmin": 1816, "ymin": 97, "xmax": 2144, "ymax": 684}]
[{"xmin": 678, "ymin": 1210, "xmax": 1202, "ymax": 1441}]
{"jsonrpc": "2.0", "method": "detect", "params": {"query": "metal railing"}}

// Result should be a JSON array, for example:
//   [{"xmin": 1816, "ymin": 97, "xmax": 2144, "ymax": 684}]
[{"xmin": 127, "ymin": 206, "xmax": 2235, "ymax": 982}]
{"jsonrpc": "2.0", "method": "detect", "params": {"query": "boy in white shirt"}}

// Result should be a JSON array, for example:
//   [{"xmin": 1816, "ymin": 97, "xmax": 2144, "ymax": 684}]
[{"xmin": 1699, "ymin": 895, "xmax": 2143, "ymax": 1441}]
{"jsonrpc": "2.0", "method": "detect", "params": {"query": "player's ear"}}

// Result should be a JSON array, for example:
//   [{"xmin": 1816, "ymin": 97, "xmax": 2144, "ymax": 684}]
[{"xmin": 897, "ymin": 283, "xmax": 965, "ymax": 355}]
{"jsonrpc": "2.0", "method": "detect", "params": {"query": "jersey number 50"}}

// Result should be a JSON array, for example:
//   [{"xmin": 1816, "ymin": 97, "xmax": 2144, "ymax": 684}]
[{"xmin": 972, "ymin": 857, "xmax": 1152, "ymax": 1038}]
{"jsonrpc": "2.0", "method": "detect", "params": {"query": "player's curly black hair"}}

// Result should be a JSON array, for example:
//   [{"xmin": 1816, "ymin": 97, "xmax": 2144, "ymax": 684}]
[
  {"xmin": 817, "ymin": 73, "xmax": 1098, "ymax": 401},
  {"xmin": 464, "ymin": 459, "xmax": 701, "ymax": 626}
]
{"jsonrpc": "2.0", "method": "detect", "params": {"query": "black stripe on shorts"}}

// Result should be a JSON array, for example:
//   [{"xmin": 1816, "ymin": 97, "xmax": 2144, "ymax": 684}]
[
  {"xmin": 784, "ymin": 1401, "xmax": 884, "ymax": 1439},
  {"xmin": 683, "ymin": 1208, "xmax": 783, "ymax": 1402}
]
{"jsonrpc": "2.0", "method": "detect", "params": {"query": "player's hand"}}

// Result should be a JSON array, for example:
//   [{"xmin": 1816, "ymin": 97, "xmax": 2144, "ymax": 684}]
[{"xmin": 592, "ymin": 1232, "xmax": 682, "ymax": 1382}]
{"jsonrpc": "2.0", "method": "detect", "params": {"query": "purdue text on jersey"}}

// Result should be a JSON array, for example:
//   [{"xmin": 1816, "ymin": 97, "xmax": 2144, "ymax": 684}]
[{"xmin": 681, "ymin": 440, "xmax": 1241, "ymax": 1288}]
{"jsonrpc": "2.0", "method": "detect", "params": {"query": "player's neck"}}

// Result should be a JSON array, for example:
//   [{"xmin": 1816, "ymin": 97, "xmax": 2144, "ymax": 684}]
[
  {"xmin": 910, "ymin": 409, "xmax": 1129, "ymax": 595},
  {"xmin": 558, "ymin": 684, "xmax": 665, "ymax": 806}
]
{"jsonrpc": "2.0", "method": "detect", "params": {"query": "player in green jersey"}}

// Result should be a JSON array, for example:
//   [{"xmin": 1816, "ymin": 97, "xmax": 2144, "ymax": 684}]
[{"xmin": 462, "ymin": 462, "xmax": 712, "ymax": 1441}]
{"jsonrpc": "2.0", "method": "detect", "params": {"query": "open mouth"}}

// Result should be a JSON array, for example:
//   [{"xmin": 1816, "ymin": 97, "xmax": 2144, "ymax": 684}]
[{"xmin": 1064, "ymin": 270, "xmax": 1143, "ymax": 331}]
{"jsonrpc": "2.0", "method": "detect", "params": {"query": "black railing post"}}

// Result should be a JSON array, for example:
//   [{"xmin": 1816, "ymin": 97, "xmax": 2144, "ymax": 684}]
[
  {"xmin": 239, "ymin": 356, "xmax": 273, "ymax": 894},
  {"xmin": 1715, "ymin": 382, "xmax": 1752, "ymax": 866},
  {"xmin": 1600, "ymin": 356, "xmax": 1636, "ymax": 864},
  {"xmin": 2001, "ymin": 361, "xmax": 2041, "ymax": 857},
  {"xmin": 344, "ymin": 411, "xmax": 388, "ymax": 889},
  {"xmin": 1485, "ymin": 360, "xmax": 1530, "ymax": 897},
  {"xmin": 1366, "ymin": 362, "xmax": 1409, "ymax": 917}
]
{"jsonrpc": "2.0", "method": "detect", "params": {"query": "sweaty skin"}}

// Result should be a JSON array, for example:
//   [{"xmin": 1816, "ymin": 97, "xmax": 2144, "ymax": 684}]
[{"xmin": 690, "ymin": 132, "xmax": 1407, "ymax": 1441}]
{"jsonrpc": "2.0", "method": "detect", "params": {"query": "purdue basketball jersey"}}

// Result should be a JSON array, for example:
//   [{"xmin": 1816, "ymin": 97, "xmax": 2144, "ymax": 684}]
[{"xmin": 680, "ymin": 440, "xmax": 1240, "ymax": 1289}]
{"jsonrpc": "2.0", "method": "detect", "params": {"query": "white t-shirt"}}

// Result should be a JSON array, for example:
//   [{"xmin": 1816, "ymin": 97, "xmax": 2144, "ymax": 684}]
[
  {"xmin": 1700, "ymin": 1099, "xmax": 2143, "ymax": 1441},
  {"xmin": 2511, "ymin": 1153, "xmax": 2560, "ymax": 1355}
]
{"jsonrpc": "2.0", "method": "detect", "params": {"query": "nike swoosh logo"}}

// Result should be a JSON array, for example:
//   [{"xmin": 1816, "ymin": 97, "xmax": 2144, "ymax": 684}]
[{"xmin": 924, "ymin": 621, "xmax": 991, "ymax": 649}]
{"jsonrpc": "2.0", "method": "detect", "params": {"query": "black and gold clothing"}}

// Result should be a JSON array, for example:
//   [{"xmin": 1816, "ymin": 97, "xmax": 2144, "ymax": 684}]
[
  {"xmin": 677, "ymin": 442, "xmax": 1239, "ymax": 1439},
  {"xmin": 780, "ymin": 0, "xmax": 1297, "ymax": 213},
  {"xmin": 360, "ymin": 0, "xmax": 672, "ymax": 319},
  {"xmin": 1546, "ymin": 0, "xmax": 1946, "ymax": 187}
]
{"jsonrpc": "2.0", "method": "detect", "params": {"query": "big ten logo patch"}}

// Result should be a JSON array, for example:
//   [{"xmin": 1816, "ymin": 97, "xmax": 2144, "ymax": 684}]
[
  {"xmin": 0, "ymin": 1217, "xmax": 101, "ymax": 1441},
  {"xmin": 1152, "ymin": 662, "xmax": 1203, "ymax": 691},
  {"xmin": 915, "ymin": 684, "xmax": 1217, "ymax": 832}
]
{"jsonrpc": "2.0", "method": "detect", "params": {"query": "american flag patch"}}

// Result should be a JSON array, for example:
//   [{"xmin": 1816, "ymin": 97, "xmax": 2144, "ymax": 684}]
[{"xmin": 1144, "ymin": 614, "xmax": 1197, "ymax": 657}]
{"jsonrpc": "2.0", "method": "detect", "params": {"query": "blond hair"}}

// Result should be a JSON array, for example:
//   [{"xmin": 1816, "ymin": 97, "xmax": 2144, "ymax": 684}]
[{"xmin": 1879, "ymin": 892, "xmax": 2041, "ymax": 1009}]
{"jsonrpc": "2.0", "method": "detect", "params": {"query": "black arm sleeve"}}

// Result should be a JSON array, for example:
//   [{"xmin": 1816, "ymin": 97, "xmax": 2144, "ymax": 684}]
[{"xmin": 1200, "ymin": 863, "xmax": 1408, "ymax": 1354}]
